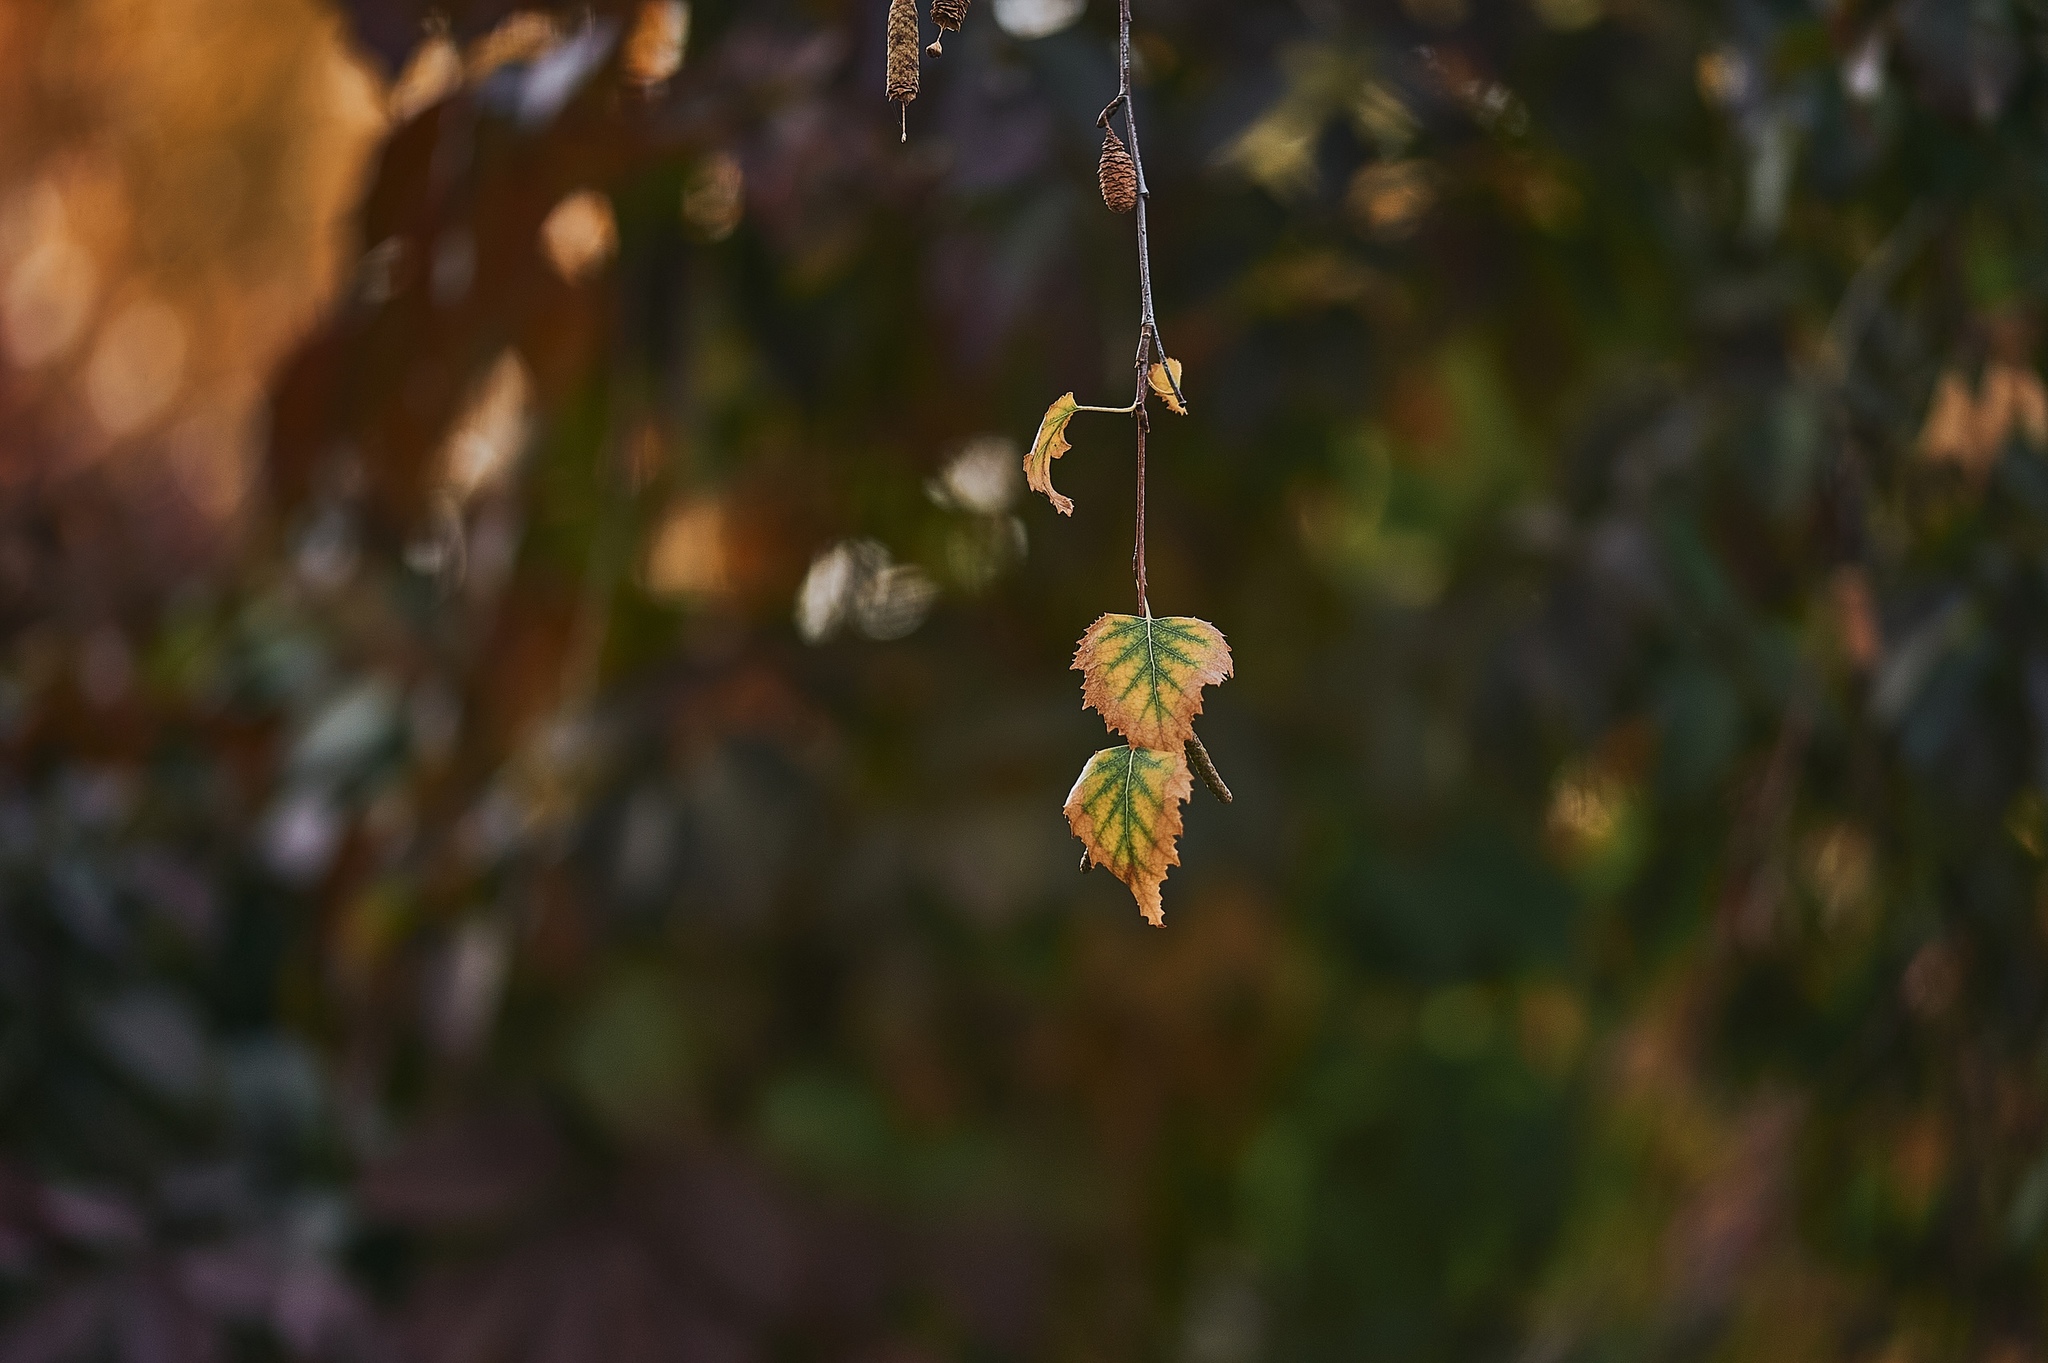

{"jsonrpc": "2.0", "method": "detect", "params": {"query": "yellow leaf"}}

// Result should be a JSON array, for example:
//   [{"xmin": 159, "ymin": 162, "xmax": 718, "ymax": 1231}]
[
  {"xmin": 1148, "ymin": 357, "xmax": 1187, "ymax": 415},
  {"xmin": 1024, "ymin": 393, "xmax": 1080, "ymax": 515},
  {"xmin": 1073, "ymin": 613, "xmax": 1232, "ymax": 751},
  {"xmin": 1064, "ymin": 744, "xmax": 1193, "ymax": 926}
]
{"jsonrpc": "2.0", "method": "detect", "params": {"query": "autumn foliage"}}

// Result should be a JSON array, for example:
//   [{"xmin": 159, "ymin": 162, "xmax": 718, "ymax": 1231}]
[{"xmin": 8, "ymin": 1, "xmax": 2048, "ymax": 1361}]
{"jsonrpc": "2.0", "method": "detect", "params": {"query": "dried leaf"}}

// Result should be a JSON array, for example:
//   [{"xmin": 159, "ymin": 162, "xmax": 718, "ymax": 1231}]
[
  {"xmin": 1024, "ymin": 392, "xmax": 1080, "ymax": 515},
  {"xmin": 1148, "ymin": 357, "xmax": 1186, "ymax": 414},
  {"xmin": 1074, "ymin": 613, "xmax": 1232, "ymax": 750},
  {"xmin": 1064, "ymin": 744, "xmax": 1193, "ymax": 926}
]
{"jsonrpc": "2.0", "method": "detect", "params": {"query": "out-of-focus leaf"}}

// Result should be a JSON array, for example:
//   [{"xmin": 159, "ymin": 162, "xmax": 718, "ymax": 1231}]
[
  {"xmin": 389, "ymin": 33, "xmax": 463, "ymax": 122},
  {"xmin": 466, "ymin": 10, "xmax": 561, "ymax": 81},
  {"xmin": 85, "ymin": 989, "xmax": 211, "ymax": 1104},
  {"xmin": 621, "ymin": 2, "xmax": 688, "ymax": 87},
  {"xmin": 566, "ymin": 972, "xmax": 693, "ymax": 1136},
  {"xmin": 539, "ymin": 191, "xmax": 618, "ymax": 283}
]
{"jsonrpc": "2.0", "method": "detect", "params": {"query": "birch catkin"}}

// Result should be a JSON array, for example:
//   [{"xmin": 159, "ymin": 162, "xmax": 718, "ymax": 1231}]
[
  {"xmin": 926, "ymin": 0, "xmax": 967, "ymax": 54},
  {"xmin": 886, "ymin": 0, "xmax": 919, "ymax": 137},
  {"xmin": 1099, "ymin": 129, "xmax": 1138, "ymax": 213},
  {"xmin": 1186, "ymin": 734, "xmax": 1232, "ymax": 804}
]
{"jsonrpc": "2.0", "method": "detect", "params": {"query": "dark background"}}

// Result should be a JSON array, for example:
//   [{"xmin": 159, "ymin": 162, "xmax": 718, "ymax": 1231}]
[{"xmin": 4, "ymin": 0, "xmax": 2048, "ymax": 1358}]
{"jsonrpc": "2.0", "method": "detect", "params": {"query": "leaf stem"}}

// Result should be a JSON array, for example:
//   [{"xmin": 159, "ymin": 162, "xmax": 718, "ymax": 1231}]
[{"xmin": 1134, "ymin": 383, "xmax": 1149, "ymax": 615}]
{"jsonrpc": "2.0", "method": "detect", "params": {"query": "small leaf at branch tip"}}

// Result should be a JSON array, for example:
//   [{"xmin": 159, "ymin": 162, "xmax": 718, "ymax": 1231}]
[
  {"xmin": 1074, "ymin": 613, "xmax": 1232, "ymax": 750},
  {"xmin": 1024, "ymin": 392, "xmax": 1081, "ymax": 515},
  {"xmin": 1148, "ymin": 358, "xmax": 1187, "ymax": 415},
  {"xmin": 1064, "ymin": 744, "xmax": 1192, "ymax": 926}
]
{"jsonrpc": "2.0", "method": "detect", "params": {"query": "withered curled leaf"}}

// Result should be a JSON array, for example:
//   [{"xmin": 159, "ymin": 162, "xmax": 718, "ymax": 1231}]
[
  {"xmin": 1024, "ymin": 392, "xmax": 1081, "ymax": 515},
  {"xmin": 1148, "ymin": 357, "xmax": 1186, "ymax": 415}
]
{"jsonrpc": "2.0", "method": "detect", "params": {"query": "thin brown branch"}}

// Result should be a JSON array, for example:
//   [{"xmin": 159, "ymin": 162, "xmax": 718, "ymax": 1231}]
[
  {"xmin": 1133, "ymin": 382, "xmax": 1149, "ymax": 615},
  {"xmin": 1114, "ymin": 0, "xmax": 1169, "ymax": 615},
  {"xmin": 1078, "ymin": 0, "xmax": 1181, "ymax": 612}
]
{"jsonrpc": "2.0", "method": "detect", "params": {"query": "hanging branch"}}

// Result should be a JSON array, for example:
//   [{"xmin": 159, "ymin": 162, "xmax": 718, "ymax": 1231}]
[
  {"xmin": 909, "ymin": 0, "xmax": 1230, "ymax": 926},
  {"xmin": 1097, "ymin": 0, "xmax": 1185, "ymax": 615}
]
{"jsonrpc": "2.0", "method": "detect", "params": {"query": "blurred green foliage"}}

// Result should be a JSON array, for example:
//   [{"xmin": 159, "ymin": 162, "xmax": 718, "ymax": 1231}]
[{"xmin": 10, "ymin": 0, "xmax": 2048, "ymax": 1360}]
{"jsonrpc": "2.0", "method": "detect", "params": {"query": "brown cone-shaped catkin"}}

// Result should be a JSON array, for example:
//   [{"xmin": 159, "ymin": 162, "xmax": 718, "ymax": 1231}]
[
  {"xmin": 1186, "ymin": 734, "xmax": 1233, "ymax": 804},
  {"xmin": 932, "ymin": 0, "xmax": 969, "ymax": 31},
  {"xmin": 1099, "ymin": 129, "xmax": 1138, "ymax": 213},
  {"xmin": 885, "ymin": 0, "xmax": 920, "ymax": 106}
]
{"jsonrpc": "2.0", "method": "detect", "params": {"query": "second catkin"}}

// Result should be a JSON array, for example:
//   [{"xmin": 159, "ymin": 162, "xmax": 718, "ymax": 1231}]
[
  {"xmin": 1099, "ymin": 129, "xmax": 1138, "ymax": 213},
  {"xmin": 886, "ymin": 0, "xmax": 919, "ymax": 136},
  {"xmin": 926, "ymin": 0, "xmax": 968, "ymax": 53}
]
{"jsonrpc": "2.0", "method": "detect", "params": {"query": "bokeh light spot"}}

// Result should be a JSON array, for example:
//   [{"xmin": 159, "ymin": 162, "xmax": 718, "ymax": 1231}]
[{"xmin": 85, "ymin": 296, "xmax": 186, "ymax": 437}]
